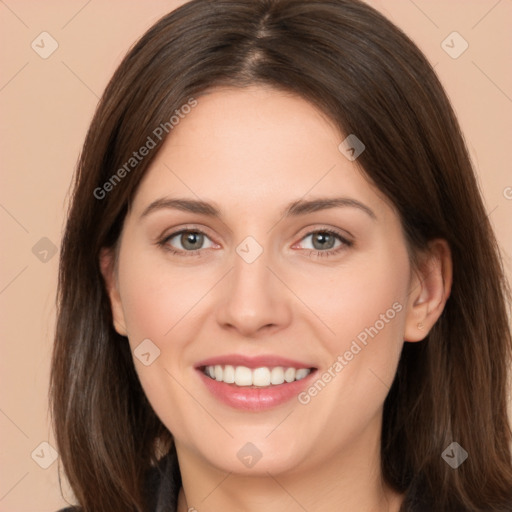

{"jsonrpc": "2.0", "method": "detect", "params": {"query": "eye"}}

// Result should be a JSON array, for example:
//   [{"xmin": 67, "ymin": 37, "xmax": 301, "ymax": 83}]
[
  {"xmin": 157, "ymin": 227, "xmax": 352, "ymax": 258},
  {"xmin": 159, "ymin": 229, "xmax": 215, "ymax": 255},
  {"xmin": 294, "ymin": 229, "xmax": 352, "ymax": 257},
  {"xmin": 300, "ymin": 231, "xmax": 341, "ymax": 250}
]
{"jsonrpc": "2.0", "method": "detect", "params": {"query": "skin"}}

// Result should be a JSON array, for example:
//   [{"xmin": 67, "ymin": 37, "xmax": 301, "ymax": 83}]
[{"xmin": 101, "ymin": 86, "xmax": 452, "ymax": 512}]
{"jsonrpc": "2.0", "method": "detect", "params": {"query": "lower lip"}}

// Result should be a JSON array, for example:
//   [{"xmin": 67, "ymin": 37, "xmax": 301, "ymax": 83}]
[{"xmin": 197, "ymin": 369, "xmax": 317, "ymax": 411}]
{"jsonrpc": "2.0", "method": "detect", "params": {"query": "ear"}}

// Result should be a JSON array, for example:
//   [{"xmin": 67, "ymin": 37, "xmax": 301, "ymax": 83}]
[
  {"xmin": 99, "ymin": 246, "xmax": 128, "ymax": 336},
  {"xmin": 403, "ymin": 239, "xmax": 452, "ymax": 342}
]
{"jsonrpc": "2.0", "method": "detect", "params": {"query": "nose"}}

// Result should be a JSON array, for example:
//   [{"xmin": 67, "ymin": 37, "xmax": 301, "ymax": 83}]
[{"xmin": 215, "ymin": 245, "xmax": 293, "ymax": 338}]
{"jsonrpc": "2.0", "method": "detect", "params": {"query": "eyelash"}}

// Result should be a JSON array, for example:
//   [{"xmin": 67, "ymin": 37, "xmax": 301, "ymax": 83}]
[{"xmin": 156, "ymin": 227, "xmax": 353, "ymax": 259}]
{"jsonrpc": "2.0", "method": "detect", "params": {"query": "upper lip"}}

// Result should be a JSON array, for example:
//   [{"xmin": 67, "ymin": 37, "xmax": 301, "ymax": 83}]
[{"xmin": 195, "ymin": 354, "xmax": 317, "ymax": 370}]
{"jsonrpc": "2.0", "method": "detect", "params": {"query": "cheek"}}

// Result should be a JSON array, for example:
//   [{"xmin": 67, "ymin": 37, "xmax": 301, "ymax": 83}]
[
  {"xmin": 292, "ymin": 259, "xmax": 408, "ymax": 442},
  {"xmin": 292, "ymin": 250, "xmax": 409, "ymax": 352},
  {"xmin": 116, "ymin": 251, "xmax": 209, "ymax": 436},
  {"xmin": 118, "ymin": 250, "xmax": 211, "ymax": 347},
  {"xmin": 293, "ymin": 242, "xmax": 409, "ymax": 421}
]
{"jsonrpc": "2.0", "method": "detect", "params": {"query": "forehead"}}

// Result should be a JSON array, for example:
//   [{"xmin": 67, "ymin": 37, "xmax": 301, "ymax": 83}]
[{"xmin": 129, "ymin": 86, "xmax": 389, "ymax": 221}]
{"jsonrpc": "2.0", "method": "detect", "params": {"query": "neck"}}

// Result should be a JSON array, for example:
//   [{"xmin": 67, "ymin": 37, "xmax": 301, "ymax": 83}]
[{"xmin": 175, "ymin": 423, "xmax": 403, "ymax": 512}]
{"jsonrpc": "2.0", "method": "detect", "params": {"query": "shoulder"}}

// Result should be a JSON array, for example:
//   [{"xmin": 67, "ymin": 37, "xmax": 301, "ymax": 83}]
[
  {"xmin": 55, "ymin": 450, "xmax": 181, "ymax": 512},
  {"xmin": 144, "ymin": 448, "xmax": 181, "ymax": 511}
]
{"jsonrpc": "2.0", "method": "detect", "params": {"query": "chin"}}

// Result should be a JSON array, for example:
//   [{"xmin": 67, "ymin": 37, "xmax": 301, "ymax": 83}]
[{"xmin": 187, "ymin": 432, "xmax": 314, "ymax": 477}]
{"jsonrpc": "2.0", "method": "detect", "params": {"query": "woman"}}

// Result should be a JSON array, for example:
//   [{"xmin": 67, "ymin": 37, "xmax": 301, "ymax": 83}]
[{"xmin": 51, "ymin": 0, "xmax": 512, "ymax": 510}]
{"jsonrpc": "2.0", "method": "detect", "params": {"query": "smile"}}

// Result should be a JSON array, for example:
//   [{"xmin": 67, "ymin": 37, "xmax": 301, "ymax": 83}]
[
  {"xmin": 195, "ymin": 355, "xmax": 318, "ymax": 411},
  {"xmin": 202, "ymin": 365, "xmax": 312, "ymax": 387}
]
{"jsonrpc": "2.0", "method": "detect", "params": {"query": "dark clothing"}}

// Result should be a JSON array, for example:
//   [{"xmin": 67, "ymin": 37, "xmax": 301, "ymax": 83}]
[
  {"xmin": 144, "ymin": 448, "xmax": 181, "ymax": 512},
  {"xmin": 57, "ymin": 449, "xmax": 180, "ymax": 512}
]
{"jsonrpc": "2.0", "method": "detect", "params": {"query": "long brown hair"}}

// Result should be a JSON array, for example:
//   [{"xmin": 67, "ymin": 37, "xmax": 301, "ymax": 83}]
[{"xmin": 50, "ymin": 1, "xmax": 512, "ymax": 510}]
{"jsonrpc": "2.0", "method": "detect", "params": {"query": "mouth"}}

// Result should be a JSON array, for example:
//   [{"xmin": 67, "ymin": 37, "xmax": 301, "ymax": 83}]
[
  {"xmin": 200, "ymin": 364, "xmax": 314, "ymax": 387},
  {"xmin": 195, "ymin": 355, "xmax": 318, "ymax": 411}
]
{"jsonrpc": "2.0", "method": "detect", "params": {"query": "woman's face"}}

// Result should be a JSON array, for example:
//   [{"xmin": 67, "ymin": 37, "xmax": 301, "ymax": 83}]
[{"xmin": 103, "ymin": 86, "xmax": 424, "ymax": 476}]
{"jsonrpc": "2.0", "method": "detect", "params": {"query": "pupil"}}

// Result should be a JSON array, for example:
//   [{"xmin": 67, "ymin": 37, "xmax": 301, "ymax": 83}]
[
  {"xmin": 182, "ymin": 232, "xmax": 203, "ymax": 250},
  {"xmin": 313, "ymin": 233, "xmax": 334, "ymax": 250}
]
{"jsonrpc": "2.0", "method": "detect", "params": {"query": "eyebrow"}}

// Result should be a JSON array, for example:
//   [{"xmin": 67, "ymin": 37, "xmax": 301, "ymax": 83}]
[{"xmin": 139, "ymin": 196, "xmax": 377, "ymax": 221}]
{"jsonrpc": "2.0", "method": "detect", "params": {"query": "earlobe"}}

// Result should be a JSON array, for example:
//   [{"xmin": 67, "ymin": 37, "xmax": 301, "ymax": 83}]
[
  {"xmin": 403, "ymin": 239, "xmax": 452, "ymax": 342},
  {"xmin": 99, "ymin": 247, "xmax": 128, "ymax": 336}
]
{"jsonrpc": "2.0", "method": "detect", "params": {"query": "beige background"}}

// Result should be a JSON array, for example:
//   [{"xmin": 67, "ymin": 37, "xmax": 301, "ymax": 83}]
[{"xmin": 0, "ymin": 1, "xmax": 511, "ymax": 510}]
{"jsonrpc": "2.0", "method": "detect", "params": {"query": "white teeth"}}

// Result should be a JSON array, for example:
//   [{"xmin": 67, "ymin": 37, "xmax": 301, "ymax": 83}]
[
  {"xmin": 295, "ymin": 368, "xmax": 310, "ymax": 381},
  {"xmin": 234, "ymin": 366, "xmax": 253, "ymax": 386},
  {"xmin": 203, "ymin": 365, "xmax": 312, "ymax": 387},
  {"xmin": 284, "ymin": 367, "xmax": 296, "ymax": 383},
  {"xmin": 223, "ymin": 364, "xmax": 235, "ymax": 384},
  {"xmin": 270, "ymin": 367, "xmax": 285, "ymax": 385},
  {"xmin": 252, "ymin": 367, "xmax": 271, "ymax": 387}
]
